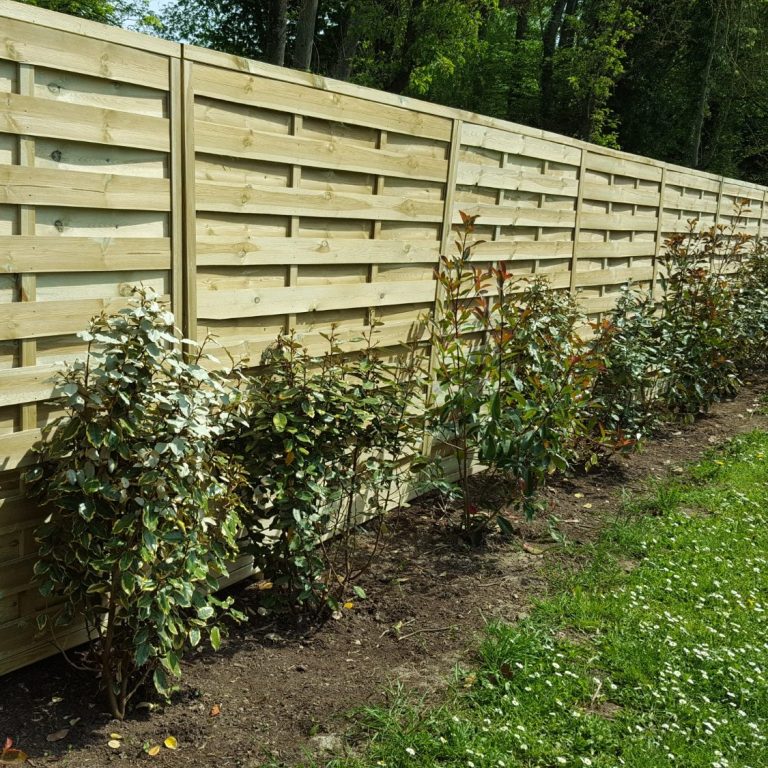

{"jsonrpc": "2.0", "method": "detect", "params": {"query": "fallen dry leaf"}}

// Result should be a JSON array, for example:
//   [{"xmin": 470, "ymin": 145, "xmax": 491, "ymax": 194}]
[
  {"xmin": 109, "ymin": 733, "xmax": 122, "ymax": 740},
  {"xmin": 343, "ymin": 601, "xmax": 354, "ymax": 610},
  {"xmin": 582, "ymin": 503, "xmax": 593, "ymax": 509},
  {"xmin": 522, "ymin": 542, "xmax": 545, "ymax": 555},
  {"xmin": 257, "ymin": 580, "xmax": 273, "ymax": 591},
  {"xmin": 46, "ymin": 729, "xmax": 69, "ymax": 743},
  {"xmin": 209, "ymin": 704, "xmax": 221, "ymax": 717},
  {"xmin": 107, "ymin": 740, "xmax": 121, "ymax": 750},
  {"xmin": 164, "ymin": 736, "xmax": 178, "ymax": 750},
  {"xmin": 1, "ymin": 738, "xmax": 28, "ymax": 765},
  {"xmin": 573, "ymin": 492, "xmax": 584, "ymax": 498},
  {"xmin": 147, "ymin": 745, "xmax": 161, "ymax": 757}
]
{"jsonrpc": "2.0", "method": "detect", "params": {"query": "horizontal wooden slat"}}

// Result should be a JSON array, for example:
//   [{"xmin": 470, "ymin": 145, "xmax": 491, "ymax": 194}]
[
  {"xmin": 0, "ymin": 15, "xmax": 170, "ymax": 89},
  {"xmin": 586, "ymin": 151, "xmax": 663, "ymax": 183},
  {"xmin": 0, "ymin": 496, "xmax": 36, "ymax": 533},
  {"xmin": 0, "ymin": 92, "xmax": 171, "ymax": 151},
  {"xmin": 0, "ymin": 166, "xmax": 171, "ymax": 211},
  {"xmin": 197, "ymin": 280, "xmax": 436, "ymax": 320},
  {"xmin": 471, "ymin": 240, "xmax": 574, "ymax": 260},
  {"xmin": 0, "ymin": 430, "xmax": 40, "ymax": 472},
  {"xmin": 575, "ymin": 241, "xmax": 655, "ymax": 258},
  {"xmin": 579, "ymin": 212, "xmax": 658, "ymax": 231},
  {"xmin": 664, "ymin": 169, "xmax": 721, "ymax": 193},
  {"xmin": 0, "ymin": 296, "xmax": 147, "ymax": 341},
  {"xmin": 192, "ymin": 63, "xmax": 452, "ymax": 142},
  {"xmin": 581, "ymin": 182, "xmax": 660, "ymax": 207},
  {"xmin": 195, "ymin": 119, "xmax": 448, "ymax": 182},
  {"xmin": 0, "ymin": 365, "xmax": 59, "ymax": 407},
  {"xmin": 196, "ymin": 237, "xmax": 441, "ymax": 266},
  {"xmin": 663, "ymin": 194, "xmax": 719, "ymax": 214},
  {"xmin": 0, "ymin": 622, "xmax": 91, "ymax": 677},
  {"xmin": 456, "ymin": 165, "xmax": 579, "ymax": 196},
  {"xmin": 461, "ymin": 123, "xmax": 581, "ymax": 166},
  {"xmin": 574, "ymin": 266, "xmax": 655, "ymax": 287},
  {"xmin": 453, "ymin": 205, "xmax": 576, "ymax": 228},
  {"xmin": 0, "ymin": 236, "xmax": 171, "ymax": 272},
  {"xmin": 195, "ymin": 181, "xmax": 444, "ymax": 222},
  {"xmin": 0, "ymin": 0, "xmax": 180, "ymax": 56}
]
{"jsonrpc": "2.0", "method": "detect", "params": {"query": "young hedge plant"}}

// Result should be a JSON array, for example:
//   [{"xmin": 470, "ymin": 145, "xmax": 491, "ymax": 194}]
[{"xmin": 26, "ymin": 289, "xmax": 244, "ymax": 720}]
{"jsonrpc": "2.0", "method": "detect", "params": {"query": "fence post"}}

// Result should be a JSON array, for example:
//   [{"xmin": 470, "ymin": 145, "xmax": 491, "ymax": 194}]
[
  {"xmin": 421, "ymin": 117, "xmax": 462, "ymax": 461},
  {"xmin": 17, "ymin": 63, "xmax": 36, "ymax": 435},
  {"xmin": 180, "ymin": 53, "xmax": 198, "ymax": 344},
  {"xmin": 758, "ymin": 189, "xmax": 767, "ymax": 241},
  {"xmin": 568, "ymin": 148, "xmax": 588, "ymax": 297},
  {"xmin": 169, "ymin": 56, "xmax": 186, "ymax": 335},
  {"xmin": 651, "ymin": 166, "xmax": 668, "ymax": 301}
]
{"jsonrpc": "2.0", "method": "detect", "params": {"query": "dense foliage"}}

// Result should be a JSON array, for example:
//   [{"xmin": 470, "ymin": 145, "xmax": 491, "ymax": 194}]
[
  {"xmin": 27, "ymin": 290, "xmax": 243, "ymax": 719},
  {"xmin": 430, "ymin": 212, "xmax": 604, "ymax": 537},
  {"xmin": 232, "ymin": 327, "xmax": 424, "ymax": 611}
]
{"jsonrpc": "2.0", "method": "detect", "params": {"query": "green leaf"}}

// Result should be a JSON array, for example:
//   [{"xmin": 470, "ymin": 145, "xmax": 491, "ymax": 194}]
[
  {"xmin": 210, "ymin": 625, "xmax": 221, "ymax": 651},
  {"xmin": 272, "ymin": 412, "xmax": 288, "ymax": 432}
]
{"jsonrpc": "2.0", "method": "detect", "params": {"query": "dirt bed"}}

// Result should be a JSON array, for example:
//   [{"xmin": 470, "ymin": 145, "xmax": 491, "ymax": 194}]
[{"xmin": 3, "ymin": 380, "xmax": 768, "ymax": 768}]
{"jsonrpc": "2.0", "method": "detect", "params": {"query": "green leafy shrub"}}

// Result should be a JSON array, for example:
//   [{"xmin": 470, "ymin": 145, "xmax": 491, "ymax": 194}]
[
  {"xmin": 480, "ymin": 271, "xmax": 603, "ymax": 520},
  {"xmin": 430, "ymin": 213, "xmax": 604, "ymax": 533},
  {"xmin": 590, "ymin": 285, "xmax": 661, "ymax": 442},
  {"xmin": 656, "ymin": 220, "xmax": 743, "ymax": 417},
  {"xmin": 733, "ymin": 235, "xmax": 768, "ymax": 371},
  {"xmin": 26, "ymin": 289, "xmax": 243, "ymax": 719},
  {"xmin": 428, "ymin": 211, "xmax": 491, "ymax": 534},
  {"xmin": 234, "ymin": 326, "xmax": 424, "ymax": 612}
]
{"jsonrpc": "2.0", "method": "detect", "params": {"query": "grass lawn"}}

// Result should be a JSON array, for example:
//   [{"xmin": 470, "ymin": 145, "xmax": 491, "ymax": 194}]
[{"xmin": 327, "ymin": 431, "xmax": 768, "ymax": 768}]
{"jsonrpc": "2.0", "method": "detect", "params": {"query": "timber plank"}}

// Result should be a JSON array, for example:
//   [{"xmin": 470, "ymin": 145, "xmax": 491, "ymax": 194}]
[
  {"xmin": 194, "ymin": 119, "xmax": 448, "ymax": 182},
  {"xmin": 460, "ymin": 123, "xmax": 581, "ymax": 166},
  {"xmin": 197, "ymin": 280, "xmax": 436, "ymax": 320},
  {"xmin": 0, "ymin": 92, "xmax": 170, "ymax": 151},
  {"xmin": 0, "ymin": 236, "xmax": 171, "ymax": 272},
  {"xmin": 192, "ymin": 63, "xmax": 452, "ymax": 142},
  {"xmin": 195, "ymin": 181, "xmax": 444, "ymax": 222},
  {"xmin": 196, "ymin": 237, "xmax": 441, "ymax": 266},
  {"xmin": 0, "ymin": 166, "xmax": 170, "ymax": 211},
  {"xmin": 0, "ymin": 15, "xmax": 170, "ymax": 89}
]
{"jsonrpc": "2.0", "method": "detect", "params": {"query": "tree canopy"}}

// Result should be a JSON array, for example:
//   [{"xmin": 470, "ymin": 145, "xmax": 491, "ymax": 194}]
[{"xmin": 22, "ymin": 0, "xmax": 768, "ymax": 184}]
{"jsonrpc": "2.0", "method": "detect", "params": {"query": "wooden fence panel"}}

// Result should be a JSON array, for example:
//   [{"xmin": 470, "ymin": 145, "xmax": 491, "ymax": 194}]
[
  {"xmin": 185, "ymin": 48, "xmax": 452, "ymax": 363},
  {"xmin": 0, "ymin": 1, "xmax": 182, "ymax": 676},
  {"xmin": 1, "ymin": 0, "xmax": 768, "ymax": 678}
]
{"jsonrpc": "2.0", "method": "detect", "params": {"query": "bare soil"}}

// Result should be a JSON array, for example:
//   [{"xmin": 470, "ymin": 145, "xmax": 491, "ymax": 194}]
[{"xmin": 3, "ymin": 380, "xmax": 767, "ymax": 768}]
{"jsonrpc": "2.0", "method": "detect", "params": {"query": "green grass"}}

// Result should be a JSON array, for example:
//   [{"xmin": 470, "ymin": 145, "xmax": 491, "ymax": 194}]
[{"xmin": 326, "ymin": 431, "xmax": 768, "ymax": 768}]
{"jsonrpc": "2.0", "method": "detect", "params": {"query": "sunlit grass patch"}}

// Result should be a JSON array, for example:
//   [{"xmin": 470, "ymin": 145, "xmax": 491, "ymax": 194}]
[{"xmin": 325, "ymin": 431, "xmax": 768, "ymax": 768}]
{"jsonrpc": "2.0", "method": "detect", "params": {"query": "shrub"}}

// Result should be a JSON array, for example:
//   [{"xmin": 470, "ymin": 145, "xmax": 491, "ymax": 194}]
[
  {"xmin": 234, "ymin": 326, "xmax": 424, "ymax": 612},
  {"xmin": 428, "ymin": 211, "xmax": 491, "ymax": 534},
  {"xmin": 26, "ymin": 289, "xmax": 243, "ymax": 719},
  {"xmin": 590, "ymin": 285, "xmax": 660, "ymax": 442},
  {"xmin": 481, "ymin": 271, "xmax": 603, "ymax": 520},
  {"xmin": 429, "ymin": 213, "xmax": 604, "ymax": 533},
  {"xmin": 733, "ymin": 235, "xmax": 768, "ymax": 371},
  {"xmin": 656, "ymin": 220, "xmax": 743, "ymax": 416}
]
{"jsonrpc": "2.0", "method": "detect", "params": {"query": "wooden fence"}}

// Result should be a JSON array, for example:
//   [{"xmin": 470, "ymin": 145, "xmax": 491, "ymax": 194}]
[{"xmin": 1, "ymin": 0, "xmax": 767, "ymax": 676}]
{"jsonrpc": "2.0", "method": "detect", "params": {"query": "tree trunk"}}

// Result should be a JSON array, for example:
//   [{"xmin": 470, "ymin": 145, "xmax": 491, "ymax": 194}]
[
  {"xmin": 268, "ymin": 0, "xmax": 288, "ymax": 66},
  {"xmin": 294, "ymin": 0, "xmax": 320, "ymax": 71},
  {"xmin": 540, "ymin": 0, "xmax": 569, "ymax": 127},
  {"xmin": 688, "ymin": 3, "xmax": 721, "ymax": 167},
  {"xmin": 334, "ymin": 1, "xmax": 363, "ymax": 80},
  {"xmin": 559, "ymin": 0, "xmax": 580, "ymax": 49},
  {"xmin": 515, "ymin": 6, "xmax": 529, "ymax": 40},
  {"xmin": 386, "ymin": 0, "xmax": 423, "ymax": 93}
]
